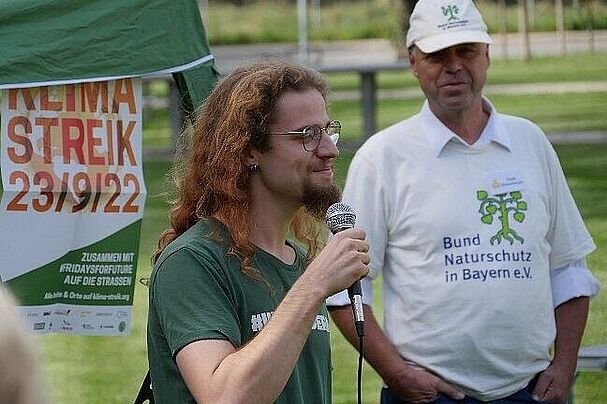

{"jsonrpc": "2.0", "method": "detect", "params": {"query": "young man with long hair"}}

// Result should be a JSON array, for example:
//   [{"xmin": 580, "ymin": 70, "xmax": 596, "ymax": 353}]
[{"xmin": 147, "ymin": 61, "xmax": 369, "ymax": 403}]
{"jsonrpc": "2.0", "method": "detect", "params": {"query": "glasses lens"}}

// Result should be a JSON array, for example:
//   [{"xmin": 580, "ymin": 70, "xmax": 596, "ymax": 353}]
[
  {"xmin": 302, "ymin": 126, "xmax": 322, "ymax": 151},
  {"xmin": 327, "ymin": 121, "xmax": 341, "ymax": 135},
  {"xmin": 327, "ymin": 121, "xmax": 340, "ymax": 145}
]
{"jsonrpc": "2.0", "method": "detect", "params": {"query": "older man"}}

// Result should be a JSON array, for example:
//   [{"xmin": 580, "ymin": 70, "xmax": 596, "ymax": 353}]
[{"xmin": 328, "ymin": 0, "xmax": 600, "ymax": 403}]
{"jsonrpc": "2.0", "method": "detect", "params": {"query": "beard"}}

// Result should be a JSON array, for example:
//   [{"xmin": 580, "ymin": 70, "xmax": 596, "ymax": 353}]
[{"xmin": 301, "ymin": 178, "xmax": 342, "ymax": 220}]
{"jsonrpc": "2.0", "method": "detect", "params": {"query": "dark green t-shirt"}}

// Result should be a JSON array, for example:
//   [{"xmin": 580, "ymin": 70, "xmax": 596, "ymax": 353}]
[{"xmin": 147, "ymin": 219, "xmax": 331, "ymax": 403}]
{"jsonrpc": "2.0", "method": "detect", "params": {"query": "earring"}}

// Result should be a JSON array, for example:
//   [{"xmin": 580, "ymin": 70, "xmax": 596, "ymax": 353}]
[{"xmin": 249, "ymin": 164, "xmax": 261, "ymax": 173}]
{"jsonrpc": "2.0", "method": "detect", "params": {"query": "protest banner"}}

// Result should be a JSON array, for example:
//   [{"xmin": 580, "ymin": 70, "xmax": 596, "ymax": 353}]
[
  {"xmin": 0, "ymin": 0, "xmax": 218, "ymax": 339},
  {"xmin": 0, "ymin": 78, "xmax": 145, "ymax": 336}
]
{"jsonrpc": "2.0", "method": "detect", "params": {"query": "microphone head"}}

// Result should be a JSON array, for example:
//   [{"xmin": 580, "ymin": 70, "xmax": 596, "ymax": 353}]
[{"xmin": 326, "ymin": 202, "xmax": 356, "ymax": 234}]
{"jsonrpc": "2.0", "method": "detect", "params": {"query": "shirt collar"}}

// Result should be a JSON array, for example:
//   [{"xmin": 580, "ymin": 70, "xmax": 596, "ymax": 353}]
[{"xmin": 422, "ymin": 97, "xmax": 512, "ymax": 157}]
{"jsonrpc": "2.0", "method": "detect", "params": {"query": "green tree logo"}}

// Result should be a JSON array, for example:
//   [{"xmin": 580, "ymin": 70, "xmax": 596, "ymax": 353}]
[
  {"xmin": 442, "ymin": 5, "xmax": 460, "ymax": 21},
  {"xmin": 477, "ymin": 190, "xmax": 527, "ymax": 245}
]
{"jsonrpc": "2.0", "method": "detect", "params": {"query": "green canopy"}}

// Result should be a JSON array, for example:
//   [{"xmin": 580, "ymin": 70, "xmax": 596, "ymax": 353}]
[{"xmin": 0, "ymin": 0, "xmax": 219, "ymax": 112}]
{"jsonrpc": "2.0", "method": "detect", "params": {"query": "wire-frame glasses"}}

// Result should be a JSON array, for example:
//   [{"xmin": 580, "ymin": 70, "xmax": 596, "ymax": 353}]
[{"xmin": 267, "ymin": 120, "xmax": 340, "ymax": 152}]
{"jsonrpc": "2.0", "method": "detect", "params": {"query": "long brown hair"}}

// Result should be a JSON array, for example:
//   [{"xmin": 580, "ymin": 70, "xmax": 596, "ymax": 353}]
[{"xmin": 152, "ymin": 61, "xmax": 330, "ymax": 281}]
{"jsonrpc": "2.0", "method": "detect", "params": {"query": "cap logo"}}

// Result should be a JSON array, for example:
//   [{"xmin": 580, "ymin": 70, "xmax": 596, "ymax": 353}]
[
  {"xmin": 406, "ymin": 0, "xmax": 492, "ymax": 50},
  {"xmin": 442, "ymin": 5, "xmax": 460, "ymax": 21}
]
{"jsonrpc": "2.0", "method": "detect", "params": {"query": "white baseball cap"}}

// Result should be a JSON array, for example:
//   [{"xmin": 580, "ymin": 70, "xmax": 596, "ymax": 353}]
[{"xmin": 406, "ymin": 0, "xmax": 493, "ymax": 53}]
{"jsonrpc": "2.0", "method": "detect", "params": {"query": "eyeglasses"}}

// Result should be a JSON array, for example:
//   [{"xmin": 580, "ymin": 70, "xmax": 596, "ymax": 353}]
[{"xmin": 267, "ymin": 120, "xmax": 341, "ymax": 152}]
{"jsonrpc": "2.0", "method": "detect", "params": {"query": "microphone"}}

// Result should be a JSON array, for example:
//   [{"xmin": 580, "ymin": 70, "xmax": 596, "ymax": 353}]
[{"xmin": 326, "ymin": 202, "xmax": 365, "ymax": 337}]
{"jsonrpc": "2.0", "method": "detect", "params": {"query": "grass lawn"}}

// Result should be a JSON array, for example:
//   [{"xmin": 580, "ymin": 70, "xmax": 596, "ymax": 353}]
[
  {"xmin": 37, "ymin": 143, "xmax": 607, "ymax": 403},
  {"xmin": 327, "ymin": 53, "xmax": 607, "ymax": 90},
  {"xmin": 329, "ymin": 91, "xmax": 607, "ymax": 142},
  {"xmin": 145, "ymin": 92, "xmax": 607, "ymax": 148}
]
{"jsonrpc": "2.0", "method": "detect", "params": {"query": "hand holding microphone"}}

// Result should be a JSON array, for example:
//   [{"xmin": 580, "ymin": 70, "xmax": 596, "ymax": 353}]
[
  {"xmin": 302, "ymin": 202, "xmax": 368, "ymax": 332},
  {"xmin": 326, "ymin": 203, "xmax": 367, "ymax": 337}
]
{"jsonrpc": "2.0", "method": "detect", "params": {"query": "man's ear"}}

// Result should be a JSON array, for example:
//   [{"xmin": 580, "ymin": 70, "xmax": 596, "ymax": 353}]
[
  {"xmin": 486, "ymin": 44, "xmax": 491, "ymax": 67},
  {"xmin": 408, "ymin": 47, "xmax": 419, "ymax": 77},
  {"xmin": 242, "ymin": 146, "xmax": 260, "ymax": 168}
]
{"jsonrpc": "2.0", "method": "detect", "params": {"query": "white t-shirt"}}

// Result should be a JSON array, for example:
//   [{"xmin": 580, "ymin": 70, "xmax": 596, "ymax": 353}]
[{"xmin": 329, "ymin": 100, "xmax": 597, "ymax": 400}]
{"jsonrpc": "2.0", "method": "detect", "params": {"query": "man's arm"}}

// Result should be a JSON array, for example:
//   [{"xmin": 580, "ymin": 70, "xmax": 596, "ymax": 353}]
[
  {"xmin": 177, "ymin": 277, "xmax": 327, "ymax": 403},
  {"xmin": 176, "ymin": 229, "xmax": 369, "ymax": 404},
  {"xmin": 532, "ymin": 296, "xmax": 589, "ymax": 403},
  {"xmin": 329, "ymin": 304, "xmax": 464, "ymax": 403}
]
